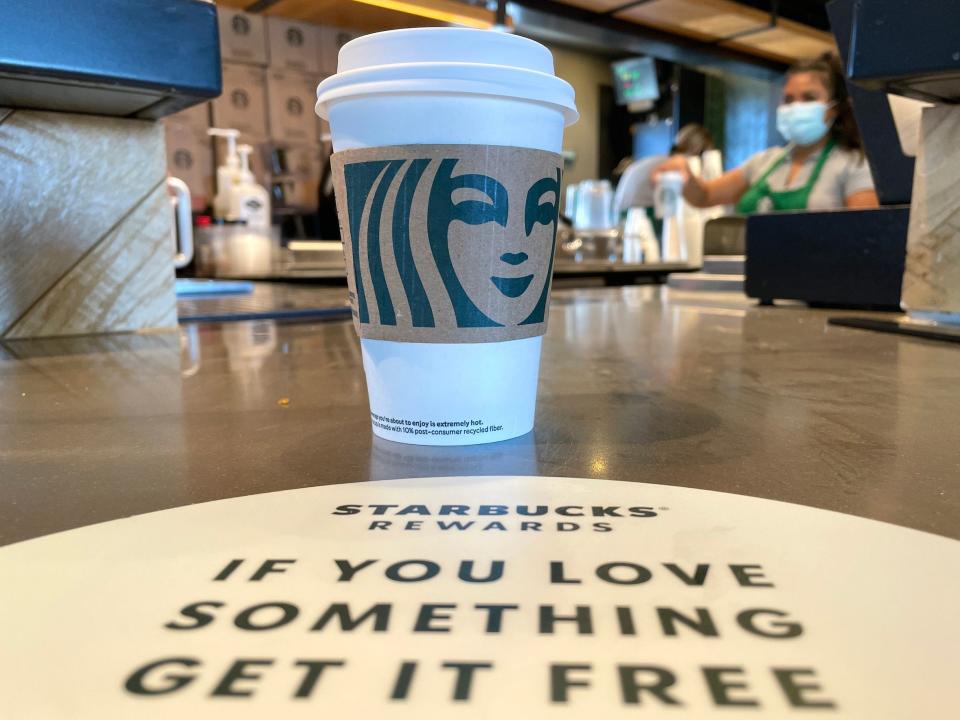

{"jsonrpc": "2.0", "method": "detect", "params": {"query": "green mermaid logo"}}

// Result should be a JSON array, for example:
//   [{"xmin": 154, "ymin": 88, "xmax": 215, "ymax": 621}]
[{"xmin": 337, "ymin": 145, "xmax": 561, "ymax": 340}]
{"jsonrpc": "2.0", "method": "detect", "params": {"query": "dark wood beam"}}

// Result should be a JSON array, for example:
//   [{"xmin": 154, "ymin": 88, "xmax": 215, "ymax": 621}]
[
  {"xmin": 602, "ymin": 0, "xmax": 657, "ymax": 17},
  {"xmin": 244, "ymin": 0, "xmax": 282, "ymax": 13}
]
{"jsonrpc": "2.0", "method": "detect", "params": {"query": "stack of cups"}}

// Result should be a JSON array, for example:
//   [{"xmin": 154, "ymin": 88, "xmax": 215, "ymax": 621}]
[
  {"xmin": 701, "ymin": 149, "xmax": 724, "ymax": 181},
  {"xmin": 654, "ymin": 171, "xmax": 688, "ymax": 263},
  {"xmin": 572, "ymin": 179, "xmax": 615, "ymax": 231},
  {"xmin": 315, "ymin": 28, "xmax": 578, "ymax": 446}
]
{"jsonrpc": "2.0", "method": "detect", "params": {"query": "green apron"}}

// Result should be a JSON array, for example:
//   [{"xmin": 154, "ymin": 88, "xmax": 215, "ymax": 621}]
[{"xmin": 735, "ymin": 139, "xmax": 836, "ymax": 214}]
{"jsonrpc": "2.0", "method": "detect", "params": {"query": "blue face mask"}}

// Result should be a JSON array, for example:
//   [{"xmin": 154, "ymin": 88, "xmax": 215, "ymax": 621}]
[{"xmin": 776, "ymin": 101, "xmax": 834, "ymax": 147}]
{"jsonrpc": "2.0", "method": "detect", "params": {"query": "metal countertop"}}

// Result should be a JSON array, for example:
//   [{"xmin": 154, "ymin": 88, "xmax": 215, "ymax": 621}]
[{"xmin": 1, "ymin": 284, "xmax": 957, "ymax": 545}]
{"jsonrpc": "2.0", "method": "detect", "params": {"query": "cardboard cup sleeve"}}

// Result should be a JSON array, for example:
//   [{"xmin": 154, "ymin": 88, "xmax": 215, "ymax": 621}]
[{"xmin": 331, "ymin": 144, "xmax": 564, "ymax": 344}]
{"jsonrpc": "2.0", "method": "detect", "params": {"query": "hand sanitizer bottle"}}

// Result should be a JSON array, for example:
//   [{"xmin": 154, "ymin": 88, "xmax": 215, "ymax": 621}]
[
  {"xmin": 234, "ymin": 144, "xmax": 271, "ymax": 231},
  {"xmin": 207, "ymin": 128, "xmax": 242, "ymax": 221}
]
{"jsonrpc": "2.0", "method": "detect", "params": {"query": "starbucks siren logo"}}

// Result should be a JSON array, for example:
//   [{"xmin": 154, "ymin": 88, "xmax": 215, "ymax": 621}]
[
  {"xmin": 173, "ymin": 149, "xmax": 193, "ymax": 171},
  {"xmin": 231, "ymin": 15, "xmax": 250, "ymax": 36},
  {"xmin": 335, "ymin": 145, "xmax": 562, "ymax": 340},
  {"xmin": 286, "ymin": 27, "xmax": 304, "ymax": 47},
  {"xmin": 286, "ymin": 97, "xmax": 304, "ymax": 117},
  {"xmin": 231, "ymin": 89, "xmax": 249, "ymax": 110}
]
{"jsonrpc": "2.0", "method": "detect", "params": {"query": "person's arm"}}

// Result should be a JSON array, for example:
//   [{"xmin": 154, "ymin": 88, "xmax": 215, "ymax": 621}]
[
  {"xmin": 686, "ymin": 168, "xmax": 750, "ymax": 208},
  {"xmin": 843, "ymin": 154, "xmax": 880, "ymax": 209},
  {"xmin": 651, "ymin": 156, "xmax": 750, "ymax": 208},
  {"xmin": 845, "ymin": 189, "xmax": 880, "ymax": 208}
]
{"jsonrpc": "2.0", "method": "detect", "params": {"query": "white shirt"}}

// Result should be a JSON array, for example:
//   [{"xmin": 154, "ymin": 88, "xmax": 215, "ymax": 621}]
[{"xmin": 740, "ymin": 144, "xmax": 876, "ymax": 212}]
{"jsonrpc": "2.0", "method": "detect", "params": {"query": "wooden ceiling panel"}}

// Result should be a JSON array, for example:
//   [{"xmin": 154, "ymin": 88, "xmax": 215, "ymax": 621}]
[
  {"xmin": 680, "ymin": 13, "xmax": 764, "ymax": 37},
  {"xmin": 216, "ymin": 0, "xmax": 497, "ymax": 32},
  {"xmin": 724, "ymin": 26, "xmax": 835, "ymax": 63},
  {"xmin": 615, "ymin": 0, "xmax": 764, "ymax": 42},
  {"xmin": 557, "ymin": 0, "xmax": 637, "ymax": 10},
  {"xmin": 549, "ymin": 0, "xmax": 836, "ymax": 65},
  {"xmin": 260, "ymin": 0, "xmax": 441, "ymax": 31},
  {"xmin": 217, "ymin": 0, "xmax": 835, "ymax": 65}
]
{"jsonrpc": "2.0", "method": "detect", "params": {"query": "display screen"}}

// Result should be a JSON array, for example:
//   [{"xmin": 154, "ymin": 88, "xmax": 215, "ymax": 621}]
[{"xmin": 612, "ymin": 56, "xmax": 659, "ymax": 105}]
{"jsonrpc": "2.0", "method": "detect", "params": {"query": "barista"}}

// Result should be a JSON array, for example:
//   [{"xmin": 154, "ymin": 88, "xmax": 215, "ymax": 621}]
[{"xmin": 654, "ymin": 53, "xmax": 879, "ymax": 213}]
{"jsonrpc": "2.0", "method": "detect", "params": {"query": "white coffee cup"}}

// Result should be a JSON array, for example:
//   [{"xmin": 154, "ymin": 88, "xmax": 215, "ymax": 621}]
[
  {"xmin": 701, "ymin": 149, "xmax": 724, "ymax": 181},
  {"xmin": 654, "ymin": 170, "xmax": 685, "ymax": 218},
  {"xmin": 316, "ymin": 28, "xmax": 578, "ymax": 446}
]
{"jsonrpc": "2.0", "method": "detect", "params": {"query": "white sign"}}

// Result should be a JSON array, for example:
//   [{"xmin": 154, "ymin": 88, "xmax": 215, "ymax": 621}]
[{"xmin": 1, "ymin": 476, "xmax": 957, "ymax": 718}]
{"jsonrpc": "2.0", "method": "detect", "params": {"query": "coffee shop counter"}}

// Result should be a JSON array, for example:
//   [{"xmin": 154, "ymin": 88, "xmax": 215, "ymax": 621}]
[{"xmin": 2, "ymin": 284, "xmax": 957, "ymax": 546}]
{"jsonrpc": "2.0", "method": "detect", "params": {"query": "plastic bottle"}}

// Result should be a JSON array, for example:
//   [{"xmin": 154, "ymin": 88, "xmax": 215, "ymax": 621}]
[
  {"xmin": 234, "ymin": 144, "xmax": 271, "ymax": 230},
  {"xmin": 208, "ymin": 128, "xmax": 242, "ymax": 221}
]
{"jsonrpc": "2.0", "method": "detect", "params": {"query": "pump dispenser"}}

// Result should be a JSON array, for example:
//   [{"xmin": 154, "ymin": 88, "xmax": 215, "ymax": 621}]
[
  {"xmin": 208, "ymin": 128, "xmax": 241, "ymax": 221},
  {"xmin": 234, "ymin": 144, "xmax": 271, "ymax": 230}
]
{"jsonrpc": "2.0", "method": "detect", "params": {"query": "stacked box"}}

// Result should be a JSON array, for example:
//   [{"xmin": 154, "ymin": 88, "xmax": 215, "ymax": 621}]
[
  {"xmin": 267, "ymin": 17, "xmax": 321, "ymax": 73},
  {"xmin": 212, "ymin": 63, "xmax": 269, "ymax": 142},
  {"xmin": 285, "ymin": 145, "xmax": 324, "ymax": 210},
  {"xmin": 170, "ymin": 102, "xmax": 211, "ymax": 131},
  {"xmin": 266, "ymin": 69, "xmax": 321, "ymax": 146},
  {"xmin": 318, "ymin": 26, "xmax": 362, "ymax": 75},
  {"xmin": 163, "ymin": 104, "xmax": 213, "ymax": 211},
  {"xmin": 318, "ymin": 115, "xmax": 331, "ymax": 143},
  {"xmin": 218, "ymin": 8, "xmax": 268, "ymax": 66},
  {"xmin": 249, "ymin": 20, "xmax": 364, "ymax": 214}
]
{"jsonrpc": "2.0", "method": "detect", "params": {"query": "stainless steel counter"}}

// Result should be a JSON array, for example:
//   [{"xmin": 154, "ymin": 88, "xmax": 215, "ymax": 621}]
[{"xmin": 2, "ymin": 285, "xmax": 957, "ymax": 545}]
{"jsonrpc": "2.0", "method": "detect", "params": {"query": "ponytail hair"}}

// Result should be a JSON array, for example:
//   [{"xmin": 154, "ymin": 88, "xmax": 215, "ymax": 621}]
[
  {"xmin": 671, "ymin": 123, "xmax": 715, "ymax": 156},
  {"xmin": 787, "ymin": 53, "xmax": 863, "ymax": 153}
]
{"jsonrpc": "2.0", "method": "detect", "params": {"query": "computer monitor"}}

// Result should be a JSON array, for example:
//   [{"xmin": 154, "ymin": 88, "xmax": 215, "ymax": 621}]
[{"xmin": 612, "ymin": 56, "xmax": 659, "ymax": 106}]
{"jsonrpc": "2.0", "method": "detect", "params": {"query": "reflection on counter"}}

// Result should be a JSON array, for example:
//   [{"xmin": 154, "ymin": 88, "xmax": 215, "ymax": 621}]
[
  {"xmin": 369, "ymin": 435, "xmax": 539, "ymax": 482},
  {"xmin": 194, "ymin": 222, "xmax": 281, "ymax": 278},
  {"xmin": 3, "ymin": 285, "xmax": 960, "ymax": 542},
  {"xmin": 176, "ymin": 281, "xmax": 351, "ymax": 324}
]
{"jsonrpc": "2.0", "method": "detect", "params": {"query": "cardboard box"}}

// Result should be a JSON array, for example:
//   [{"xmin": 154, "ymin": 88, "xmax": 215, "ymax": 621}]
[
  {"xmin": 285, "ymin": 145, "xmax": 323, "ymax": 210},
  {"xmin": 217, "ymin": 7, "xmax": 268, "ymax": 66},
  {"xmin": 266, "ymin": 70, "xmax": 320, "ymax": 146},
  {"xmin": 167, "ymin": 102, "xmax": 210, "ymax": 134},
  {"xmin": 319, "ymin": 26, "xmax": 362, "ymax": 75},
  {"xmin": 266, "ymin": 17, "xmax": 320, "ymax": 74},
  {"xmin": 317, "ymin": 107, "xmax": 331, "ymax": 143},
  {"xmin": 164, "ymin": 121, "xmax": 214, "ymax": 211},
  {"xmin": 212, "ymin": 63, "xmax": 269, "ymax": 141},
  {"xmin": 285, "ymin": 144, "xmax": 322, "ymax": 177},
  {"xmin": 262, "ymin": 145, "xmax": 323, "ymax": 210}
]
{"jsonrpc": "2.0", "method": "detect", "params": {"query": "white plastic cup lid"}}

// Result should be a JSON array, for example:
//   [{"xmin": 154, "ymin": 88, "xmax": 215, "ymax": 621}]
[{"xmin": 315, "ymin": 28, "xmax": 578, "ymax": 126}]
